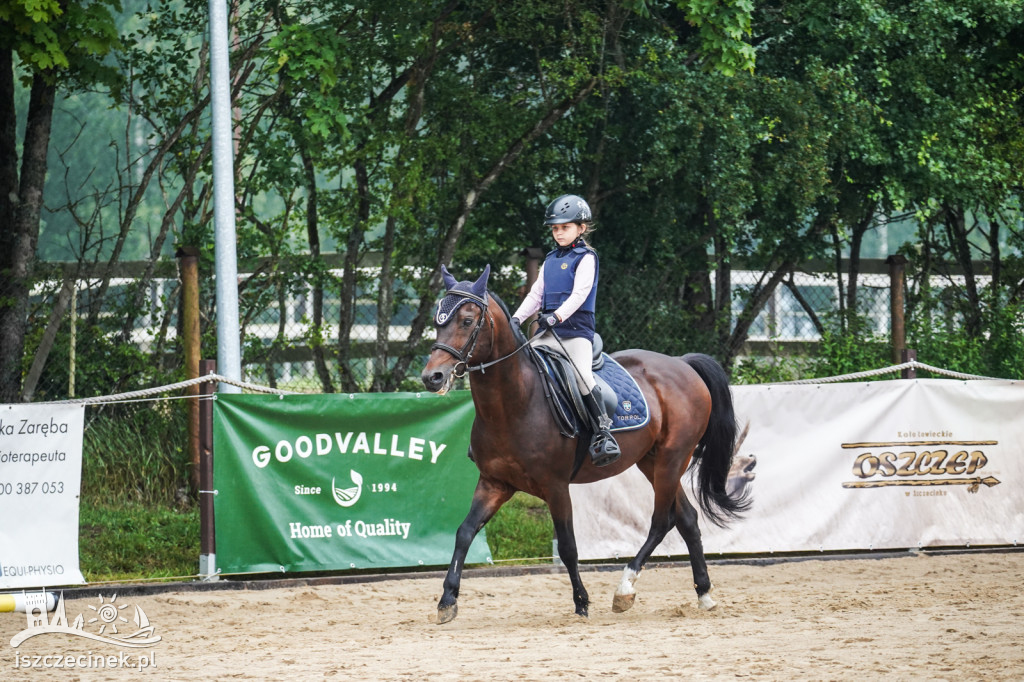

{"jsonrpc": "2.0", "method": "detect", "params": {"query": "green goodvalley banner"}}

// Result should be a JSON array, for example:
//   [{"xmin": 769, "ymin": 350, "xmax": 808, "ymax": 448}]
[{"xmin": 213, "ymin": 391, "xmax": 490, "ymax": 574}]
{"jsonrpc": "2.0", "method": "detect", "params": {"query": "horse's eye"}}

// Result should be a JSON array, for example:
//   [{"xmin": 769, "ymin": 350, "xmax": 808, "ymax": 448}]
[{"xmin": 461, "ymin": 317, "xmax": 474, "ymax": 328}]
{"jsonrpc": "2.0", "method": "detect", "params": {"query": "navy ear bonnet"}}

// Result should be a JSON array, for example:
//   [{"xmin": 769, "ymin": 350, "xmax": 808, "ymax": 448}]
[{"xmin": 435, "ymin": 264, "xmax": 491, "ymax": 326}]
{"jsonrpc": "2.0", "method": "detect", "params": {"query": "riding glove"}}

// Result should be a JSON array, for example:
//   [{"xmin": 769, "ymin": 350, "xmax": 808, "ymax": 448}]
[{"xmin": 536, "ymin": 313, "xmax": 559, "ymax": 332}]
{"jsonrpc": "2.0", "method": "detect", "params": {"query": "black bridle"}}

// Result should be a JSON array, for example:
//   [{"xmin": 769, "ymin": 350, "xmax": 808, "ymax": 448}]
[
  {"xmin": 431, "ymin": 291, "xmax": 532, "ymax": 376},
  {"xmin": 431, "ymin": 291, "xmax": 492, "ymax": 377}
]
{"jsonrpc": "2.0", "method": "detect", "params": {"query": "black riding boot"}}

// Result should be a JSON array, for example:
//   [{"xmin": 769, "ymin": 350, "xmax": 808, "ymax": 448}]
[{"xmin": 583, "ymin": 387, "xmax": 621, "ymax": 467}]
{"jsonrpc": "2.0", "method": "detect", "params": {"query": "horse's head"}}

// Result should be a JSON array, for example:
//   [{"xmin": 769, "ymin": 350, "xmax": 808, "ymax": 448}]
[{"xmin": 421, "ymin": 264, "xmax": 495, "ymax": 394}]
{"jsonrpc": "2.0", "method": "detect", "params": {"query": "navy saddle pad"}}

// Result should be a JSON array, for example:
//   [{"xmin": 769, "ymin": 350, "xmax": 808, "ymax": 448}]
[{"xmin": 596, "ymin": 353, "xmax": 650, "ymax": 432}]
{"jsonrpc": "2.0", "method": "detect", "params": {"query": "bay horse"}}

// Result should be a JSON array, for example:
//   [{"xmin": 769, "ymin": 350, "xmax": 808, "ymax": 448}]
[{"xmin": 420, "ymin": 265, "xmax": 749, "ymax": 623}]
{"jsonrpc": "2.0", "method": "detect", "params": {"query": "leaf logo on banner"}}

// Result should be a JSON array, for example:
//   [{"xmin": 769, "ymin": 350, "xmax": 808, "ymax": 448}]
[{"xmin": 332, "ymin": 470, "xmax": 363, "ymax": 508}]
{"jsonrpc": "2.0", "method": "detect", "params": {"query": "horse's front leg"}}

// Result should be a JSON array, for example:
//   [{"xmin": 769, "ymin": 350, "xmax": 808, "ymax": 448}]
[
  {"xmin": 547, "ymin": 488, "xmax": 589, "ymax": 617},
  {"xmin": 437, "ymin": 477, "xmax": 512, "ymax": 625}
]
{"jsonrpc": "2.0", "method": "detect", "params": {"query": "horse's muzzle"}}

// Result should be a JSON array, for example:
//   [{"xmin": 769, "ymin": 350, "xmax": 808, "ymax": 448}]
[{"xmin": 421, "ymin": 368, "xmax": 448, "ymax": 393}]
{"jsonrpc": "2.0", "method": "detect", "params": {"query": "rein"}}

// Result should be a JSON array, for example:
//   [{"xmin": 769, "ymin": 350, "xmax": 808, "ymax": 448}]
[{"xmin": 431, "ymin": 291, "xmax": 532, "ymax": 376}]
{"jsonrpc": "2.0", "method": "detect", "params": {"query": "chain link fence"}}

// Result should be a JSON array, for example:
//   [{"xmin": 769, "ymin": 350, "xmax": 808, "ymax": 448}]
[
  {"xmin": 10, "ymin": 256, "xmax": 917, "ymax": 401},
  {"xmin": 599, "ymin": 261, "xmax": 896, "ymax": 363}
]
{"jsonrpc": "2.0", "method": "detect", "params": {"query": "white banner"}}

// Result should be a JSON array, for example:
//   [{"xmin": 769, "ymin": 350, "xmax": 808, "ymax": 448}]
[
  {"xmin": 0, "ymin": 404, "xmax": 86, "ymax": 588},
  {"xmin": 570, "ymin": 379, "xmax": 1024, "ymax": 560}
]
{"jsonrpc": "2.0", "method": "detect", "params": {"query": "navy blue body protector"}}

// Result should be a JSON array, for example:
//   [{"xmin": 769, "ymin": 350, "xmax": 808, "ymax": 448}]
[{"xmin": 541, "ymin": 244, "xmax": 599, "ymax": 342}]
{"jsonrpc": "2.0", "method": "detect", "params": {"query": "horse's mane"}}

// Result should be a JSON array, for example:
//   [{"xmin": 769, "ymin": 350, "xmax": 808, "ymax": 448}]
[{"xmin": 489, "ymin": 291, "xmax": 529, "ymax": 347}]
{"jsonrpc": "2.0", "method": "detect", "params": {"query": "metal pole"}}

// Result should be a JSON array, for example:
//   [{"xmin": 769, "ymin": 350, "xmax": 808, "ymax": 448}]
[
  {"xmin": 208, "ymin": 0, "xmax": 242, "ymax": 393},
  {"xmin": 199, "ymin": 359, "xmax": 217, "ymax": 579},
  {"xmin": 69, "ymin": 282, "xmax": 76, "ymax": 398}
]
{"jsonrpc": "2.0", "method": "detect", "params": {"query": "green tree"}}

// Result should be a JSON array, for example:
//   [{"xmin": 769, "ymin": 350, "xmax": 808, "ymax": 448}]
[
  {"xmin": 753, "ymin": 0, "xmax": 1024, "ymax": 341},
  {"xmin": 0, "ymin": 0, "xmax": 120, "ymax": 400}
]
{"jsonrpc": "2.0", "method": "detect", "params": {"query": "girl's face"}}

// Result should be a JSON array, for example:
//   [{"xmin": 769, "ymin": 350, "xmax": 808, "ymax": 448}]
[{"xmin": 551, "ymin": 221, "xmax": 585, "ymax": 247}]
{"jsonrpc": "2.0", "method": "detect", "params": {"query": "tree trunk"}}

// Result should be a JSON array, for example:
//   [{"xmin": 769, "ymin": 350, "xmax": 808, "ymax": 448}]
[
  {"xmin": 337, "ymin": 159, "xmax": 369, "ymax": 393},
  {"xmin": 0, "ymin": 73, "xmax": 55, "ymax": 401},
  {"xmin": 21, "ymin": 274, "xmax": 76, "ymax": 401},
  {"xmin": 713, "ymin": 231, "xmax": 732, "ymax": 355},
  {"xmin": 0, "ymin": 50, "xmax": 19, "ymax": 400},
  {"xmin": 373, "ymin": 216, "xmax": 397, "ymax": 391},
  {"xmin": 987, "ymin": 214, "xmax": 1001, "ymax": 297},
  {"xmin": 724, "ymin": 261, "xmax": 795, "ymax": 365},
  {"xmin": 119, "ymin": 138, "xmax": 212, "ymax": 345},
  {"xmin": 943, "ymin": 203, "xmax": 981, "ymax": 335},
  {"xmin": 845, "ymin": 206, "xmax": 875, "ymax": 321},
  {"xmin": 300, "ymin": 146, "xmax": 335, "ymax": 393}
]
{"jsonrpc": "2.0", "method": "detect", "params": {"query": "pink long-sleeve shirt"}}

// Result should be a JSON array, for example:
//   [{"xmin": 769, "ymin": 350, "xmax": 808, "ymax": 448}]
[{"xmin": 513, "ymin": 252, "xmax": 596, "ymax": 323}]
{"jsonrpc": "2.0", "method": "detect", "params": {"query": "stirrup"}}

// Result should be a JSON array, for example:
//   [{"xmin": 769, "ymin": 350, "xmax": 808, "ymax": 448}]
[{"xmin": 589, "ymin": 431, "xmax": 621, "ymax": 467}]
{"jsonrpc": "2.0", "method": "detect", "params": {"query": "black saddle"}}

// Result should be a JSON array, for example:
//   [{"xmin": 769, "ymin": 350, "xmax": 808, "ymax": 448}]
[{"xmin": 528, "ymin": 333, "xmax": 617, "ymax": 438}]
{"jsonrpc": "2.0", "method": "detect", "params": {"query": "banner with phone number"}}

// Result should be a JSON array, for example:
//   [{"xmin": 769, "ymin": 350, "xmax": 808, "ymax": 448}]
[
  {"xmin": 213, "ymin": 392, "xmax": 490, "ymax": 575},
  {"xmin": 0, "ymin": 403, "xmax": 86, "ymax": 589}
]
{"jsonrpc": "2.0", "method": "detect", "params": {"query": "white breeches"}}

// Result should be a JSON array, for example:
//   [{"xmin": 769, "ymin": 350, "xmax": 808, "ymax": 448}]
[{"xmin": 530, "ymin": 333, "xmax": 595, "ymax": 394}]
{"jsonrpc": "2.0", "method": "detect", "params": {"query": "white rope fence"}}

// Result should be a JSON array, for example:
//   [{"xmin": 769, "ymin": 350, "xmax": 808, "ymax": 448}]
[
  {"xmin": 772, "ymin": 360, "xmax": 1009, "ymax": 385},
  {"xmin": 23, "ymin": 360, "xmax": 1015, "ymax": 406},
  {"xmin": 34, "ymin": 373, "xmax": 298, "ymax": 406}
]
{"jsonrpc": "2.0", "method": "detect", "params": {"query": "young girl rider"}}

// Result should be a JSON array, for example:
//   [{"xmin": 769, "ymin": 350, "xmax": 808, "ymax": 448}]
[{"xmin": 511, "ymin": 194, "xmax": 621, "ymax": 467}]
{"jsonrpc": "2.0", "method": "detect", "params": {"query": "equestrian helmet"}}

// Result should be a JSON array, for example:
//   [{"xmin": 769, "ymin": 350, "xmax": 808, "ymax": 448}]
[{"xmin": 544, "ymin": 194, "xmax": 592, "ymax": 225}]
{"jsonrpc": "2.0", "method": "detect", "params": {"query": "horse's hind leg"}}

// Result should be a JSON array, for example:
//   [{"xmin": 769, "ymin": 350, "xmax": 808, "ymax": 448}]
[
  {"xmin": 612, "ymin": 487, "xmax": 715, "ymax": 613},
  {"xmin": 611, "ymin": 484, "xmax": 678, "ymax": 613},
  {"xmin": 674, "ymin": 487, "xmax": 716, "ymax": 610}
]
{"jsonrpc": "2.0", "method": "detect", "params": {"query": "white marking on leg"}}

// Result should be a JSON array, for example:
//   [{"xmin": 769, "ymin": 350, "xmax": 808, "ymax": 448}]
[
  {"xmin": 697, "ymin": 583, "xmax": 716, "ymax": 610},
  {"xmin": 615, "ymin": 567, "xmax": 639, "ymax": 597}
]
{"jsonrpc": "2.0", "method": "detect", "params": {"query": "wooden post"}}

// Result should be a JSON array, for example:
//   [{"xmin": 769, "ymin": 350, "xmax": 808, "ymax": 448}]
[
  {"xmin": 178, "ymin": 247, "xmax": 201, "ymax": 493},
  {"xmin": 520, "ymin": 247, "xmax": 545, "ymax": 329},
  {"xmin": 901, "ymin": 348, "xmax": 917, "ymax": 379},
  {"xmin": 199, "ymin": 359, "xmax": 217, "ymax": 578},
  {"xmin": 522, "ymin": 247, "xmax": 545, "ymax": 290},
  {"xmin": 886, "ymin": 254, "xmax": 908, "ymax": 365}
]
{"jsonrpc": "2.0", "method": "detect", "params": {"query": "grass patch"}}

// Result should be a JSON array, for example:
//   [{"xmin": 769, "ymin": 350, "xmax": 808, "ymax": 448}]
[
  {"xmin": 485, "ymin": 492, "xmax": 554, "ymax": 563},
  {"xmin": 79, "ymin": 502, "xmax": 199, "ymax": 583},
  {"xmin": 82, "ymin": 403, "xmax": 191, "ymax": 506},
  {"xmin": 79, "ymin": 403, "xmax": 198, "ymax": 583}
]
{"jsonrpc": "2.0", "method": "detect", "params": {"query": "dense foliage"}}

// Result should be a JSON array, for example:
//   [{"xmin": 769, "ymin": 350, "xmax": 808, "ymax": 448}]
[{"xmin": 2, "ymin": 0, "xmax": 1022, "ymax": 402}]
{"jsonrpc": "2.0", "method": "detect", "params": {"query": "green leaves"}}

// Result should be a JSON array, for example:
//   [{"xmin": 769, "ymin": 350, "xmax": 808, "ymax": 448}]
[
  {"xmin": 2, "ymin": 0, "xmax": 120, "ymax": 79},
  {"xmin": 624, "ymin": 0, "xmax": 756, "ymax": 74},
  {"xmin": 682, "ymin": 0, "xmax": 756, "ymax": 75}
]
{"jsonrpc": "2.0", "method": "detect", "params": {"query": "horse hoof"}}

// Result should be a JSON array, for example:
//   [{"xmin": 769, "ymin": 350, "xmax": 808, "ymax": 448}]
[
  {"xmin": 697, "ymin": 593, "xmax": 716, "ymax": 611},
  {"xmin": 612, "ymin": 593, "xmax": 635, "ymax": 613},
  {"xmin": 436, "ymin": 604, "xmax": 458, "ymax": 624}
]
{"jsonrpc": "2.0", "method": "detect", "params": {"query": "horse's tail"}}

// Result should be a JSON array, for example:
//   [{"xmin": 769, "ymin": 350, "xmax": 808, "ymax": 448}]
[{"xmin": 681, "ymin": 353, "xmax": 751, "ymax": 527}]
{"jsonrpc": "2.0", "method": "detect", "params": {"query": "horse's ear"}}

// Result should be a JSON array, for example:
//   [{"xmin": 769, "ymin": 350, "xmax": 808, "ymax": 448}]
[
  {"xmin": 441, "ymin": 264, "xmax": 458, "ymax": 291},
  {"xmin": 471, "ymin": 264, "xmax": 491, "ymax": 298}
]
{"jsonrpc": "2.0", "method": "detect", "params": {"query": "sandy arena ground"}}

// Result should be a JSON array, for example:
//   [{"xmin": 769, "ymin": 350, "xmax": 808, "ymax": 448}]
[{"xmin": 1, "ymin": 550, "xmax": 1022, "ymax": 680}]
